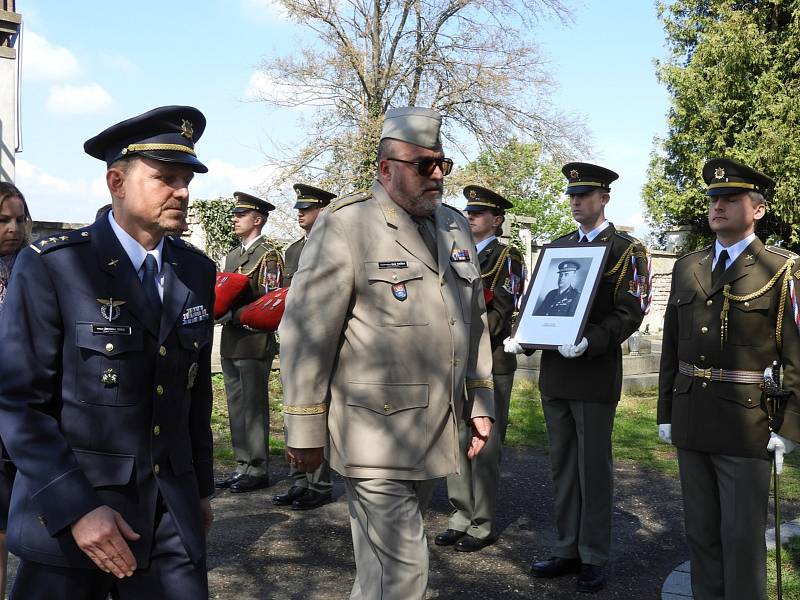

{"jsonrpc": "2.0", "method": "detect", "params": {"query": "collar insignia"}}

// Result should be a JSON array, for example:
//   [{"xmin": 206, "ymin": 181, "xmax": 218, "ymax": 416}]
[
  {"xmin": 107, "ymin": 259, "xmax": 119, "ymax": 267},
  {"xmin": 180, "ymin": 119, "xmax": 194, "ymax": 140}
]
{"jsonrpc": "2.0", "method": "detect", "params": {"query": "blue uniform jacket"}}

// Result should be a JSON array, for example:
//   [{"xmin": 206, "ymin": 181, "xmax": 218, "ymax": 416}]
[{"xmin": 0, "ymin": 216, "xmax": 215, "ymax": 568}]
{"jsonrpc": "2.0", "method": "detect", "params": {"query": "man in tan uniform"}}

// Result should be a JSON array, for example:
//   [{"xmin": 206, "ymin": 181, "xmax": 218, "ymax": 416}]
[
  {"xmin": 279, "ymin": 107, "xmax": 495, "ymax": 600},
  {"xmin": 272, "ymin": 183, "xmax": 336, "ymax": 510},
  {"xmin": 658, "ymin": 158, "xmax": 800, "ymax": 600},
  {"xmin": 216, "ymin": 193, "xmax": 283, "ymax": 494}
]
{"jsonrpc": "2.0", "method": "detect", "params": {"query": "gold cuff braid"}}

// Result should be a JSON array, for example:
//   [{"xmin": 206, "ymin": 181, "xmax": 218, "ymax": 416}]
[
  {"xmin": 466, "ymin": 379, "xmax": 494, "ymax": 390},
  {"xmin": 284, "ymin": 403, "xmax": 327, "ymax": 415}
]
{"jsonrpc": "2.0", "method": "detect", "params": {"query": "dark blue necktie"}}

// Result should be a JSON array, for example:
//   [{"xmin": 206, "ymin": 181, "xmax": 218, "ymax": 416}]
[{"xmin": 141, "ymin": 254, "xmax": 162, "ymax": 312}]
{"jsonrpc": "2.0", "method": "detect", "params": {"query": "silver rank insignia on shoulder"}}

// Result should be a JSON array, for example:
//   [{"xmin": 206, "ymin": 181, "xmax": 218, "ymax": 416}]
[
  {"xmin": 101, "ymin": 368, "xmax": 118, "ymax": 386},
  {"xmin": 391, "ymin": 283, "xmax": 408, "ymax": 301},
  {"xmin": 97, "ymin": 298, "xmax": 126, "ymax": 322},
  {"xmin": 187, "ymin": 362, "xmax": 199, "ymax": 389}
]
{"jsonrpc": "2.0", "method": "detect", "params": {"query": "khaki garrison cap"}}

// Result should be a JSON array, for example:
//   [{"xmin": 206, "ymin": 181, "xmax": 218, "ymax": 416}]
[{"xmin": 380, "ymin": 107, "xmax": 442, "ymax": 150}]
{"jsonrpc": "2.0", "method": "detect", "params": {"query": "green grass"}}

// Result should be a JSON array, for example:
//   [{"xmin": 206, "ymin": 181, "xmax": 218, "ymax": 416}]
[
  {"xmin": 768, "ymin": 536, "xmax": 800, "ymax": 599},
  {"xmin": 211, "ymin": 371, "xmax": 286, "ymax": 468}
]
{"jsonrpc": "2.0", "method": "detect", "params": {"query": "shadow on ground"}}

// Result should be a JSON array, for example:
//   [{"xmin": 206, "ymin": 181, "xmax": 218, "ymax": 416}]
[{"xmin": 207, "ymin": 448, "xmax": 692, "ymax": 599}]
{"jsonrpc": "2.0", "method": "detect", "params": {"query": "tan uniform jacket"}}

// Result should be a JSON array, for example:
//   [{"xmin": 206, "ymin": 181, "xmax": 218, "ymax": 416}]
[
  {"xmin": 220, "ymin": 235, "xmax": 282, "ymax": 359},
  {"xmin": 538, "ymin": 226, "xmax": 647, "ymax": 403},
  {"xmin": 279, "ymin": 181, "xmax": 495, "ymax": 480},
  {"xmin": 658, "ymin": 239, "xmax": 800, "ymax": 457}
]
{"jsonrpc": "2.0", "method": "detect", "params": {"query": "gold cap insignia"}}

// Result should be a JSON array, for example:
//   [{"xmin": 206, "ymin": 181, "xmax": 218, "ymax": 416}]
[
  {"xmin": 180, "ymin": 119, "xmax": 194, "ymax": 140},
  {"xmin": 469, "ymin": 189, "xmax": 477, "ymax": 199},
  {"xmin": 569, "ymin": 169, "xmax": 579, "ymax": 179},
  {"xmin": 295, "ymin": 188, "xmax": 302, "ymax": 197},
  {"xmin": 714, "ymin": 167, "xmax": 725, "ymax": 180}
]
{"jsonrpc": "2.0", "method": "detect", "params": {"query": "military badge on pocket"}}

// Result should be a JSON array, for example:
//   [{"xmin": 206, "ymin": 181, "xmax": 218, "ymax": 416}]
[{"xmin": 391, "ymin": 283, "xmax": 408, "ymax": 301}]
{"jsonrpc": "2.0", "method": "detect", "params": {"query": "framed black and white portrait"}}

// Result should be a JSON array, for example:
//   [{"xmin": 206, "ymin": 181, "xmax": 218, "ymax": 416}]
[{"xmin": 513, "ymin": 243, "xmax": 611, "ymax": 350}]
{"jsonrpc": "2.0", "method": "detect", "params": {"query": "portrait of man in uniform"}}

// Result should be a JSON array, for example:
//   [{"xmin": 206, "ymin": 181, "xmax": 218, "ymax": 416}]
[{"xmin": 533, "ymin": 259, "xmax": 584, "ymax": 317}]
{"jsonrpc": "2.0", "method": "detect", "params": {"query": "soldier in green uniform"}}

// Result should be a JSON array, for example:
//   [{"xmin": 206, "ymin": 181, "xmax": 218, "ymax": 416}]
[
  {"xmin": 526, "ymin": 163, "xmax": 648, "ymax": 593},
  {"xmin": 215, "ymin": 192, "xmax": 283, "ymax": 494},
  {"xmin": 272, "ymin": 183, "xmax": 336, "ymax": 510},
  {"xmin": 435, "ymin": 185, "xmax": 524, "ymax": 552},
  {"xmin": 658, "ymin": 158, "xmax": 800, "ymax": 600}
]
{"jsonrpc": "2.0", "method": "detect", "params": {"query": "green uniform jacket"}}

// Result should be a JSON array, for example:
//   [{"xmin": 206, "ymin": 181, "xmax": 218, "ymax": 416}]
[
  {"xmin": 283, "ymin": 236, "xmax": 305, "ymax": 288},
  {"xmin": 479, "ymin": 239, "xmax": 523, "ymax": 375},
  {"xmin": 538, "ymin": 225, "xmax": 646, "ymax": 403},
  {"xmin": 657, "ymin": 239, "xmax": 800, "ymax": 458},
  {"xmin": 220, "ymin": 235, "xmax": 283, "ymax": 359}
]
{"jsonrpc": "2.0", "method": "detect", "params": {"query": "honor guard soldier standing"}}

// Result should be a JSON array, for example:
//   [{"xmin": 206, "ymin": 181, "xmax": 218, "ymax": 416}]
[
  {"xmin": 523, "ymin": 163, "xmax": 648, "ymax": 593},
  {"xmin": 0, "ymin": 106, "xmax": 215, "ymax": 599},
  {"xmin": 658, "ymin": 158, "xmax": 800, "ymax": 600},
  {"xmin": 278, "ymin": 107, "xmax": 495, "ymax": 600},
  {"xmin": 272, "ymin": 183, "xmax": 336, "ymax": 510},
  {"xmin": 436, "ymin": 185, "xmax": 524, "ymax": 552},
  {"xmin": 216, "ymin": 192, "xmax": 283, "ymax": 494}
]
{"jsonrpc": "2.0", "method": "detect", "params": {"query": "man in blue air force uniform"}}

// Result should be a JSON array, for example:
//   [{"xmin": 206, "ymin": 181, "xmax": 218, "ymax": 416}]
[{"xmin": 0, "ymin": 106, "xmax": 216, "ymax": 599}]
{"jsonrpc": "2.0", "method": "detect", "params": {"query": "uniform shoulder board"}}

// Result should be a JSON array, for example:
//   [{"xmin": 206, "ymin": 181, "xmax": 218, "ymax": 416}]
[
  {"xmin": 613, "ymin": 229, "xmax": 640, "ymax": 245},
  {"xmin": 330, "ymin": 190, "xmax": 370, "ymax": 212},
  {"xmin": 552, "ymin": 229, "xmax": 578, "ymax": 243},
  {"xmin": 441, "ymin": 203, "xmax": 463, "ymax": 215},
  {"xmin": 765, "ymin": 245, "xmax": 798, "ymax": 260},
  {"xmin": 166, "ymin": 236, "xmax": 215, "ymax": 263},
  {"xmin": 29, "ymin": 228, "xmax": 91, "ymax": 255},
  {"xmin": 675, "ymin": 244, "xmax": 713, "ymax": 264},
  {"xmin": 507, "ymin": 244, "xmax": 524, "ymax": 261}
]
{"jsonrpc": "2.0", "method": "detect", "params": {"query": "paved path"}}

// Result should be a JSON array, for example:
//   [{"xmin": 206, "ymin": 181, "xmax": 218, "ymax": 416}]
[{"xmin": 206, "ymin": 447, "xmax": 691, "ymax": 599}]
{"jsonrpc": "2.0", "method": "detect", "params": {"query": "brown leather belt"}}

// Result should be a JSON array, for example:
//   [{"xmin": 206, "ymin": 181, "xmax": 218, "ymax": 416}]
[{"xmin": 678, "ymin": 360, "xmax": 763, "ymax": 385}]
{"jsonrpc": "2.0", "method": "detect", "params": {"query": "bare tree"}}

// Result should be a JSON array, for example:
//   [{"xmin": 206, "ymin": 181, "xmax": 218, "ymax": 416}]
[{"xmin": 252, "ymin": 0, "xmax": 587, "ymax": 192}]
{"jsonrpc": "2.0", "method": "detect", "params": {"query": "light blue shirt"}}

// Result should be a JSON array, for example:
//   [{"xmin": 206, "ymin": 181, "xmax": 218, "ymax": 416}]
[
  {"xmin": 476, "ymin": 235, "xmax": 496, "ymax": 254},
  {"xmin": 108, "ymin": 211, "xmax": 164, "ymax": 299},
  {"xmin": 578, "ymin": 220, "xmax": 610, "ymax": 243},
  {"xmin": 713, "ymin": 233, "xmax": 757, "ymax": 270}
]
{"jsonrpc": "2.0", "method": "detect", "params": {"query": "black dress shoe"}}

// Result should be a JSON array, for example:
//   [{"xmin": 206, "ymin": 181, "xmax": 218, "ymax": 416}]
[
  {"xmin": 291, "ymin": 489, "xmax": 332, "ymax": 510},
  {"xmin": 576, "ymin": 564, "xmax": 605, "ymax": 593},
  {"xmin": 229, "ymin": 475, "xmax": 270, "ymax": 494},
  {"xmin": 434, "ymin": 529, "xmax": 466, "ymax": 547},
  {"xmin": 272, "ymin": 486, "xmax": 307, "ymax": 506},
  {"xmin": 215, "ymin": 473, "xmax": 245, "ymax": 489},
  {"xmin": 530, "ymin": 556, "xmax": 582, "ymax": 578},
  {"xmin": 454, "ymin": 534, "xmax": 494, "ymax": 552}
]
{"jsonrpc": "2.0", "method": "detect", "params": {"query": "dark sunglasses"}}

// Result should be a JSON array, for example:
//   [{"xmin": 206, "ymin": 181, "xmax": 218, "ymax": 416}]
[{"xmin": 385, "ymin": 156, "xmax": 454, "ymax": 176}]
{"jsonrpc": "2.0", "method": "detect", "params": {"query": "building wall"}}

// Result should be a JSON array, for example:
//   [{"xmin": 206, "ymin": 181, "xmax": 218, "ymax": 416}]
[{"xmin": 0, "ymin": 6, "xmax": 21, "ymax": 183}]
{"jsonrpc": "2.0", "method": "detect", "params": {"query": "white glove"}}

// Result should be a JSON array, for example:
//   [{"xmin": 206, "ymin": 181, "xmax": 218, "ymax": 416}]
[
  {"xmin": 216, "ymin": 310, "xmax": 232, "ymax": 325},
  {"xmin": 767, "ymin": 432, "xmax": 796, "ymax": 475},
  {"xmin": 503, "ymin": 336, "xmax": 525, "ymax": 355},
  {"xmin": 557, "ymin": 337, "xmax": 588, "ymax": 359},
  {"xmin": 658, "ymin": 424, "xmax": 672, "ymax": 444}
]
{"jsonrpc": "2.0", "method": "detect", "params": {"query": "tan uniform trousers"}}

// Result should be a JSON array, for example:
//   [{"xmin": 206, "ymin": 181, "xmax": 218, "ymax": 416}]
[
  {"xmin": 345, "ymin": 478, "xmax": 436, "ymax": 600},
  {"xmin": 446, "ymin": 372, "xmax": 514, "ymax": 539},
  {"xmin": 677, "ymin": 448, "xmax": 772, "ymax": 600}
]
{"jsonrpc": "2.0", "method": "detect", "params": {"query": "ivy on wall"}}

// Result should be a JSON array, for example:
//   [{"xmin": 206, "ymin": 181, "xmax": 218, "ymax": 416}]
[{"xmin": 192, "ymin": 198, "xmax": 238, "ymax": 265}]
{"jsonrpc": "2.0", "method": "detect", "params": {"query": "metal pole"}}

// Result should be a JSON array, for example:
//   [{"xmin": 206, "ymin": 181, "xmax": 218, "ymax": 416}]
[{"xmin": 773, "ymin": 453, "xmax": 782, "ymax": 600}]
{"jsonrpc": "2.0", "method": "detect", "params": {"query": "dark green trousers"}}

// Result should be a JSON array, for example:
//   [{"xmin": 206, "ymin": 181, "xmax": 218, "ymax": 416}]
[
  {"xmin": 542, "ymin": 396, "xmax": 616, "ymax": 566},
  {"xmin": 677, "ymin": 448, "xmax": 771, "ymax": 600}
]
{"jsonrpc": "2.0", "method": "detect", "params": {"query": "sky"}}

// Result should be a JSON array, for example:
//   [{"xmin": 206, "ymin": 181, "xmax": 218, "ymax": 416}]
[{"xmin": 11, "ymin": 0, "xmax": 670, "ymax": 238}]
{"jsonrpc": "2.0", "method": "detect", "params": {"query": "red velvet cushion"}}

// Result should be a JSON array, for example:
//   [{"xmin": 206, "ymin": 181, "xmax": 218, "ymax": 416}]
[
  {"xmin": 214, "ymin": 272, "xmax": 250, "ymax": 318},
  {"xmin": 239, "ymin": 287, "xmax": 289, "ymax": 331}
]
